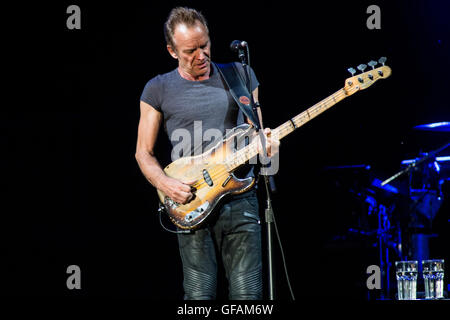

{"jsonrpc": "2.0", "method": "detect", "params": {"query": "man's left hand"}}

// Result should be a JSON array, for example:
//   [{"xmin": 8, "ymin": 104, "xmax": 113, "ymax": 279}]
[{"xmin": 257, "ymin": 128, "xmax": 280, "ymax": 158}]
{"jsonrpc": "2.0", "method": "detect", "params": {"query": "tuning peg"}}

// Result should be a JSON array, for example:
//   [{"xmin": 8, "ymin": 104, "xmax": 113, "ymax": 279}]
[
  {"xmin": 347, "ymin": 67, "xmax": 357, "ymax": 76},
  {"xmin": 368, "ymin": 60, "xmax": 378, "ymax": 69},
  {"xmin": 357, "ymin": 64, "xmax": 367, "ymax": 73},
  {"xmin": 378, "ymin": 57, "xmax": 387, "ymax": 65}
]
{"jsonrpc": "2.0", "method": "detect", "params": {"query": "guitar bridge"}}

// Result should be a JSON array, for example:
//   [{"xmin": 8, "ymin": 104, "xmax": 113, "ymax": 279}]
[{"xmin": 185, "ymin": 201, "xmax": 210, "ymax": 223}]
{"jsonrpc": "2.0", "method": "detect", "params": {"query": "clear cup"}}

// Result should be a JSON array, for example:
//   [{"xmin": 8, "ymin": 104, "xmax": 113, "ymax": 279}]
[
  {"xmin": 395, "ymin": 260, "xmax": 418, "ymax": 300},
  {"xmin": 422, "ymin": 259, "xmax": 445, "ymax": 299}
]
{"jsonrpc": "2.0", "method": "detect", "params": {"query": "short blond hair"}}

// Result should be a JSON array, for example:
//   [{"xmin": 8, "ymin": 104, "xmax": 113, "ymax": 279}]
[{"xmin": 164, "ymin": 7, "xmax": 209, "ymax": 49}]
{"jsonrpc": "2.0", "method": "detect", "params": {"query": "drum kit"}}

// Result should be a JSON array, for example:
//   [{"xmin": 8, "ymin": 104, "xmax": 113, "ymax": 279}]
[{"xmin": 324, "ymin": 121, "xmax": 449, "ymax": 299}]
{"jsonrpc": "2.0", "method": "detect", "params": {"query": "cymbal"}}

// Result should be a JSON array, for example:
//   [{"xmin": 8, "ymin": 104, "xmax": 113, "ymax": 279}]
[{"xmin": 414, "ymin": 121, "xmax": 450, "ymax": 132}]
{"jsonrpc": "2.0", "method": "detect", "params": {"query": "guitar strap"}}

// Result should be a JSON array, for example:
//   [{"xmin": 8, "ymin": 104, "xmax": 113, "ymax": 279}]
[{"xmin": 214, "ymin": 62, "xmax": 260, "ymax": 128}]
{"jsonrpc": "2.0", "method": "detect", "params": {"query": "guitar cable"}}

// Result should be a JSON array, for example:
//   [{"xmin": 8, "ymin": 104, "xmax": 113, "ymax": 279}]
[
  {"xmin": 158, "ymin": 204, "xmax": 192, "ymax": 234},
  {"xmin": 271, "ymin": 202, "xmax": 296, "ymax": 301}
]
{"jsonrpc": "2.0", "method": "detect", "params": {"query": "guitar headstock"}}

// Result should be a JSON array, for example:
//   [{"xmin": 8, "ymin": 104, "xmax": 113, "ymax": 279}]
[{"xmin": 344, "ymin": 57, "xmax": 392, "ymax": 96}]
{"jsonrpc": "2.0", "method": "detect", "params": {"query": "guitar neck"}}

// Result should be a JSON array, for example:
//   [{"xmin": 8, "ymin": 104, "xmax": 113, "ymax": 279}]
[
  {"xmin": 227, "ymin": 88, "xmax": 349, "ymax": 170},
  {"xmin": 273, "ymin": 88, "xmax": 348, "ymax": 139}
]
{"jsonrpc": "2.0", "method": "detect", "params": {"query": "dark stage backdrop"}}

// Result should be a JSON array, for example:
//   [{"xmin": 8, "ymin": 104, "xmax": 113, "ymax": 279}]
[{"xmin": 2, "ymin": 0, "xmax": 449, "ymax": 301}]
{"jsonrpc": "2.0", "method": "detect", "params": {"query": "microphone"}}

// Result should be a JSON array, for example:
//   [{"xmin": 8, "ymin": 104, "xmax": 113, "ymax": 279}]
[{"xmin": 230, "ymin": 40, "xmax": 248, "ymax": 52}]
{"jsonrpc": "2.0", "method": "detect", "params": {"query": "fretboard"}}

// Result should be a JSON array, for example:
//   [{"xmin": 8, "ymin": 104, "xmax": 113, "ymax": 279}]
[{"xmin": 274, "ymin": 88, "xmax": 348, "ymax": 140}]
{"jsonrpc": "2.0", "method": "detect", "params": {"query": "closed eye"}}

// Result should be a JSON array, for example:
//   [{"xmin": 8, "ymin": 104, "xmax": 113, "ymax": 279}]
[{"xmin": 184, "ymin": 41, "xmax": 209, "ymax": 54}]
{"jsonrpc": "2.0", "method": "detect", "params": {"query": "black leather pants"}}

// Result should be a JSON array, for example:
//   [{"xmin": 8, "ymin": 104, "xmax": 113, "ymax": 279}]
[{"xmin": 177, "ymin": 191, "xmax": 262, "ymax": 300}]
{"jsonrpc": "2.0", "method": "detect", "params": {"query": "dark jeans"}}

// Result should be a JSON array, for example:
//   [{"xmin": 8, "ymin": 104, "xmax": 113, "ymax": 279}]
[{"xmin": 177, "ymin": 191, "xmax": 262, "ymax": 300}]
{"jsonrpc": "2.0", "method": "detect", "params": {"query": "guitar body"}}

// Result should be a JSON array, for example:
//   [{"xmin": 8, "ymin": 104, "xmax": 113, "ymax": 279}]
[{"xmin": 157, "ymin": 124, "xmax": 256, "ymax": 229}]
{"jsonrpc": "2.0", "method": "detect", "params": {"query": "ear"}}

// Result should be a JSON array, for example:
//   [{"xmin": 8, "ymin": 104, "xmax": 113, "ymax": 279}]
[{"xmin": 167, "ymin": 45, "xmax": 178, "ymax": 60}]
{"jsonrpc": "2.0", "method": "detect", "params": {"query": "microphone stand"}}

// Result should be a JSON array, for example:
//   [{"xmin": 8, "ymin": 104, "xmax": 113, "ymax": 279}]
[{"xmin": 238, "ymin": 45, "xmax": 277, "ymax": 300}]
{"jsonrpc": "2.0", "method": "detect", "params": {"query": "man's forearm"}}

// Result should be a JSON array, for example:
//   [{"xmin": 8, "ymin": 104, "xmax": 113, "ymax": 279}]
[{"xmin": 135, "ymin": 151, "xmax": 167, "ymax": 190}]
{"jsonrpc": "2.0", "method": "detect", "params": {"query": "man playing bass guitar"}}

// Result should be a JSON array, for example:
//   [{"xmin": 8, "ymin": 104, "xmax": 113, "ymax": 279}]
[{"xmin": 135, "ymin": 7, "xmax": 279, "ymax": 300}]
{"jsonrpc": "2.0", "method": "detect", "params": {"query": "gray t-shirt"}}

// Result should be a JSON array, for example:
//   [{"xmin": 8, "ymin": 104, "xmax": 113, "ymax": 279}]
[{"xmin": 140, "ymin": 62, "xmax": 259, "ymax": 159}]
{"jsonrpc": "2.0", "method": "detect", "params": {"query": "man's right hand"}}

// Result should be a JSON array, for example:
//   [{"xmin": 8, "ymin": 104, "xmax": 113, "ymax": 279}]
[{"xmin": 159, "ymin": 176, "xmax": 196, "ymax": 204}]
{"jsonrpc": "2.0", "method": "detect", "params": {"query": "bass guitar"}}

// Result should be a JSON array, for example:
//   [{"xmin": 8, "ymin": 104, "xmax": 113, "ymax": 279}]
[{"xmin": 158, "ymin": 60, "xmax": 392, "ymax": 229}]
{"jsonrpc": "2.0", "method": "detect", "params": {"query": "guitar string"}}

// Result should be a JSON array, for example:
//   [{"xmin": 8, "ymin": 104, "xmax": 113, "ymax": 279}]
[{"xmin": 189, "ymin": 88, "xmax": 353, "ymax": 190}]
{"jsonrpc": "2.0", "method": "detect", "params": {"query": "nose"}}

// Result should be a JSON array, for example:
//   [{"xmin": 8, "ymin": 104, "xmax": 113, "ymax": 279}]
[{"xmin": 197, "ymin": 49, "xmax": 206, "ymax": 61}]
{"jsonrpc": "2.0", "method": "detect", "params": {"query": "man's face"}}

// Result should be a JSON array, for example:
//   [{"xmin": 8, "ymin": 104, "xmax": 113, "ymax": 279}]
[{"xmin": 167, "ymin": 21, "xmax": 211, "ymax": 80}]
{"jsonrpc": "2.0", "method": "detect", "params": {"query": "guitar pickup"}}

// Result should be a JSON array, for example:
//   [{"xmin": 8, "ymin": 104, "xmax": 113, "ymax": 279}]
[
  {"xmin": 222, "ymin": 175, "xmax": 232, "ymax": 187},
  {"xmin": 203, "ymin": 169, "xmax": 213, "ymax": 186}
]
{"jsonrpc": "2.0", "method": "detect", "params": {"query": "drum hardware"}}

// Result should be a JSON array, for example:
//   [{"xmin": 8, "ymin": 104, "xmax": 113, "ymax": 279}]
[
  {"xmin": 381, "ymin": 142, "xmax": 450, "ymax": 187},
  {"xmin": 413, "ymin": 121, "xmax": 450, "ymax": 132},
  {"xmin": 323, "ymin": 164, "xmax": 403, "ymax": 299}
]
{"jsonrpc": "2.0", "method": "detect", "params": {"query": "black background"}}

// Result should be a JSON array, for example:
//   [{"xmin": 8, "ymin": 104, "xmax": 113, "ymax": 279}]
[{"xmin": 2, "ymin": 0, "xmax": 449, "ymax": 303}]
